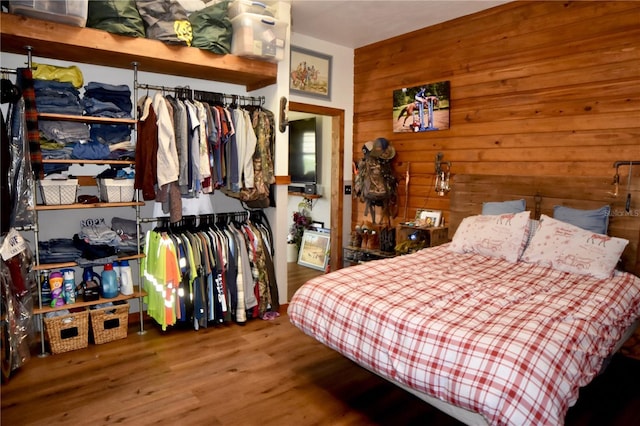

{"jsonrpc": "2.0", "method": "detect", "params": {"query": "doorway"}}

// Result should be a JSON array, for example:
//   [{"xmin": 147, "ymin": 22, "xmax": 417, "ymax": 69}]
[{"xmin": 286, "ymin": 102, "xmax": 345, "ymax": 299}]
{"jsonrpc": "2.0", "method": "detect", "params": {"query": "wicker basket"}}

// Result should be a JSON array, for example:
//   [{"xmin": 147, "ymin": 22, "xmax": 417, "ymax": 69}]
[
  {"xmin": 44, "ymin": 310, "xmax": 89, "ymax": 354},
  {"xmin": 90, "ymin": 303, "xmax": 129, "ymax": 344}
]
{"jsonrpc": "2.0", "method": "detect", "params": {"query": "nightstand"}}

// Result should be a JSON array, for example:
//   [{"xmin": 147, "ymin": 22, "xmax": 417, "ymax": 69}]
[{"xmin": 395, "ymin": 225, "xmax": 449, "ymax": 254}]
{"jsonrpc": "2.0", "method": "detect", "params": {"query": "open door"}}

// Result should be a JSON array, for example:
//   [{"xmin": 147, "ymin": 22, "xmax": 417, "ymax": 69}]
[{"xmin": 289, "ymin": 102, "xmax": 345, "ymax": 272}]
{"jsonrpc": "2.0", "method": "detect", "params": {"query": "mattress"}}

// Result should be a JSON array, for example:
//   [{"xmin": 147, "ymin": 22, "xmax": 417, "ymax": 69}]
[{"xmin": 288, "ymin": 244, "xmax": 640, "ymax": 425}]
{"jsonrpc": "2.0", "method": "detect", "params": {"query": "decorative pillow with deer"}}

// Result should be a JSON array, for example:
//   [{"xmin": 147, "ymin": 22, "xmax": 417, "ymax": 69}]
[
  {"xmin": 449, "ymin": 211, "xmax": 531, "ymax": 263},
  {"xmin": 521, "ymin": 214, "xmax": 628, "ymax": 279}
]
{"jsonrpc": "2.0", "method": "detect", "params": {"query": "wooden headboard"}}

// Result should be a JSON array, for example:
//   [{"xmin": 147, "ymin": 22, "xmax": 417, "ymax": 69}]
[{"xmin": 449, "ymin": 175, "xmax": 640, "ymax": 276}]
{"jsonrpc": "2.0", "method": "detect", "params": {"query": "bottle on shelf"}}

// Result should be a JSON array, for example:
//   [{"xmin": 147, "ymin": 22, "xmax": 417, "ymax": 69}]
[
  {"xmin": 112, "ymin": 260, "xmax": 121, "ymax": 292},
  {"xmin": 49, "ymin": 271, "xmax": 65, "ymax": 307},
  {"xmin": 119, "ymin": 260, "xmax": 134, "ymax": 296},
  {"xmin": 40, "ymin": 270, "xmax": 52, "ymax": 306},
  {"xmin": 61, "ymin": 268, "xmax": 76, "ymax": 304},
  {"xmin": 101, "ymin": 263, "xmax": 118, "ymax": 298}
]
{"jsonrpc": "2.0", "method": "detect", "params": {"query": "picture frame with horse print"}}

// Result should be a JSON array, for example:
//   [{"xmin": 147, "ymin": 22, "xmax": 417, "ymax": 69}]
[
  {"xmin": 290, "ymin": 46, "xmax": 332, "ymax": 100},
  {"xmin": 393, "ymin": 81, "xmax": 450, "ymax": 133},
  {"xmin": 298, "ymin": 229, "xmax": 331, "ymax": 271}
]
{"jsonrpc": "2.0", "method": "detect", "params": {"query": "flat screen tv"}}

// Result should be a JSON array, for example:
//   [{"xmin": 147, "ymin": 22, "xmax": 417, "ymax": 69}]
[{"xmin": 288, "ymin": 118, "xmax": 318, "ymax": 184}]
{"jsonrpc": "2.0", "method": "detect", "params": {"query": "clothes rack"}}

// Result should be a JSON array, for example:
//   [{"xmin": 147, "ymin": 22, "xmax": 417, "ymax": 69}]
[
  {"xmin": 1, "ymin": 67, "xmax": 18, "ymax": 75},
  {"xmin": 132, "ymin": 63, "xmax": 265, "ymax": 114},
  {"xmin": 140, "ymin": 211, "xmax": 250, "ymax": 225},
  {"xmin": 135, "ymin": 83, "xmax": 264, "ymax": 106}
]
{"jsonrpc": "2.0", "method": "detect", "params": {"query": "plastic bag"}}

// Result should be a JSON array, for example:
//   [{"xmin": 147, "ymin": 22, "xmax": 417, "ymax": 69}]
[{"xmin": 1, "ymin": 230, "xmax": 36, "ymax": 380}]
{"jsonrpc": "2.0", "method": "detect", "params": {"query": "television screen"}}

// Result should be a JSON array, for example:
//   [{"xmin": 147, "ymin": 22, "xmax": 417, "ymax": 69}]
[{"xmin": 288, "ymin": 118, "xmax": 317, "ymax": 184}]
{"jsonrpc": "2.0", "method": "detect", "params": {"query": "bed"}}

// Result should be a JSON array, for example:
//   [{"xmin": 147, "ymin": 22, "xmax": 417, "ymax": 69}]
[{"xmin": 288, "ymin": 174, "xmax": 640, "ymax": 426}]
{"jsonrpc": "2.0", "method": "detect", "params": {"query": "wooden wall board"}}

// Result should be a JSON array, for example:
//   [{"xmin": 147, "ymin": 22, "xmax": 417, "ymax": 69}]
[
  {"xmin": 350, "ymin": 1, "xmax": 640, "ymax": 236},
  {"xmin": 449, "ymin": 174, "xmax": 640, "ymax": 276}
]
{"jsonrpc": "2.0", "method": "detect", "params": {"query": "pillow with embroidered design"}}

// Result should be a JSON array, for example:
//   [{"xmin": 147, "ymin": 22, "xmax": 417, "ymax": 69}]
[
  {"xmin": 521, "ymin": 214, "xmax": 628, "ymax": 279},
  {"xmin": 449, "ymin": 211, "xmax": 531, "ymax": 263}
]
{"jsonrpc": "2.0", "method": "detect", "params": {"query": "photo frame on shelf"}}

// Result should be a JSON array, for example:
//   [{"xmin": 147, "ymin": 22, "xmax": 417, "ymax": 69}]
[
  {"xmin": 290, "ymin": 46, "xmax": 332, "ymax": 100},
  {"xmin": 415, "ymin": 209, "xmax": 442, "ymax": 227},
  {"xmin": 298, "ymin": 229, "xmax": 331, "ymax": 271}
]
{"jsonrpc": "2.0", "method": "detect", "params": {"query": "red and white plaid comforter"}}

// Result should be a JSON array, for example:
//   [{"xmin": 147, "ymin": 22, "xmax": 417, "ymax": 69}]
[{"xmin": 288, "ymin": 244, "xmax": 640, "ymax": 425}]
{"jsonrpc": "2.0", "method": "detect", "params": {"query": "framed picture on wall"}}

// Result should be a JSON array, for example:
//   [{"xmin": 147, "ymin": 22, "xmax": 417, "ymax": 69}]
[
  {"xmin": 290, "ymin": 46, "xmax": 332, "ymax": 100},
  {"xmin": 298, "ymin": 229, "xmax": 331, "ymax": 271},
  {"xmin": 392, "ymin": 81, "xmax": 450, "ymax": 133}
]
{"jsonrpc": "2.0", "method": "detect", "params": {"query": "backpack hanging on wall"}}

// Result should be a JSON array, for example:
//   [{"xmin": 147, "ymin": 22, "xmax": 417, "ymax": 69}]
[{"xmin": 354, "ymin": 137, "xmax": 398, "ymax": 225}]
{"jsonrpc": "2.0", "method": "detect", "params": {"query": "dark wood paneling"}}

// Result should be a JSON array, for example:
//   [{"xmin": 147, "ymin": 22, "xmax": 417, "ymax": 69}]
[{"xmin": 351, "ymin": 1, "xmax": 640, "ymax": 234}]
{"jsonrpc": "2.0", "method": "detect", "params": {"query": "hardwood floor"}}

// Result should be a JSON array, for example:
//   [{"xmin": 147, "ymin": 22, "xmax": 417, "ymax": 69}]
[
  {"xmin": 287, "ymin": 261, "xmax": 324, "ymax": 301},
  {"xmin": 2, "ymin": 312, "xmax": 640, "ymax": 426}
]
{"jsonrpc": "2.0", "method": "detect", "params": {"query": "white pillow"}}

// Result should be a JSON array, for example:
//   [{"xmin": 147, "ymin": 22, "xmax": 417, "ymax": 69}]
[
  {"xmin": 449, "ymin": 211, "xmax": 531, "ymax": 263},
  {"xmin": 521, "ymin": 214, "xmax": 628, "ymax": 279}
]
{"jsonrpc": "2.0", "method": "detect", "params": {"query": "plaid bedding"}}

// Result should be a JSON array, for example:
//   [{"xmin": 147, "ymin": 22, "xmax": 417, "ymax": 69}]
[{"xmin": 288, "ymin": 244, "xmax": 640, "ymax": 425}]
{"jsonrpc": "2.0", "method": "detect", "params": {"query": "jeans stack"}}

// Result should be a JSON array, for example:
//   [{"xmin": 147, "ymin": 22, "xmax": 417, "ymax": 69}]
[
  {"xmin": 34, "ymin": 80, "xmax": 89, "ymax": 172},
  {"xmin": 38, "ymin": 238, "xmax": 83, "ymax": 264},
  {"xmin": 82, "ymin": 82, "xmax": 134, "ymax": 160}
]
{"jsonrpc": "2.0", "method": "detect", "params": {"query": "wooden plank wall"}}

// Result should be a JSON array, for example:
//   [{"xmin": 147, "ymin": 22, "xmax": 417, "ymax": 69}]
[
  {"xmin": 351, "ymin": 1, "xmax": 640, "ymax": 230},
  {"xmin": 449, "ymin": 175, "xmax": 640, "ymax": 276}
]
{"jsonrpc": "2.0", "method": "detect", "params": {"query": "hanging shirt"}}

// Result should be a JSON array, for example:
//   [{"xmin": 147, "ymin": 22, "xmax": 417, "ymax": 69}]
[{"xmin": 152, "ymin": 93, "xmax": 179, "ymax": 187}]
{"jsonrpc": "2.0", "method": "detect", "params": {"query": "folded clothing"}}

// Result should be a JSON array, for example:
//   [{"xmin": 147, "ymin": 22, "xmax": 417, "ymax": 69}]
[
  {"xmin": 73, "ymin": 234, "xmax": 118, "ymax": 260},
  {"xmin": 38, "ymin": 238, "xmax": 83, "ymax": 263}
]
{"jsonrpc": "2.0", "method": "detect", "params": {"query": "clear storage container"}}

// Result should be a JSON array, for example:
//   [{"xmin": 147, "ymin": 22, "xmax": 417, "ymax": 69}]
[
  {"xmin": 228, "ymin": 0, "xmax": 277, "ymax": 19},
  {"xmin": 9, "ymin": 0, "xmax": 89, "ymax": 27},
  {"xmin": 230, "ymin": 12, "xmax": 287, "ymax": 62}
]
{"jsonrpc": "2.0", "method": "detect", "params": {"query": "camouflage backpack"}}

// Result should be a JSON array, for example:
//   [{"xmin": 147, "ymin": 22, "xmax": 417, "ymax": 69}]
[{"xmin": 354, "ymin": 138, "xmax": 398, "ymax": 224}]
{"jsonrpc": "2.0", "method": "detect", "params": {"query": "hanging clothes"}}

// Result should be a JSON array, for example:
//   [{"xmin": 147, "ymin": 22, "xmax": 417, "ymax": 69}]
[
  {"xmin": 0, "ymin": 230, "xmax": 36, "ymax": 379},
  {"xmin": 134, "ymin": 95, "xmax": 158, "ymax": 201},
  {"xmin": 141, "ymin": 213, "xmax": 278, "ymax": 330},
  {"xmin": 135, "ymin": 87, "xmax": 275, "ymax": 217}
]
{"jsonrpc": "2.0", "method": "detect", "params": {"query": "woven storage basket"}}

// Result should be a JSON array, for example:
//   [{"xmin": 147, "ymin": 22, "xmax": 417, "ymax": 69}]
[
  {"xmin": 44, "ymin": 310, "xmax": 89, "ymax": 354},
  {"xmin": 90, "ymin": 303, "xmax": 129, "ymax": 344}
]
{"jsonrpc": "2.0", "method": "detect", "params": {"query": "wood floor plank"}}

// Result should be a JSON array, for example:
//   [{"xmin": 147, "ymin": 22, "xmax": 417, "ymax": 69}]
[{"xmin": 2, "ymin": 312, "xmax": 639, "ymax": 426}]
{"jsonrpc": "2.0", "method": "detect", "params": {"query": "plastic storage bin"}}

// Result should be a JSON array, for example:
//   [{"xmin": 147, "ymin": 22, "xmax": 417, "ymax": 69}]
[
  {"xmin": 228, "ymin": 0, "xmax": 276, "ymax": 19},
  {"xmin": 44, "ymin": 310, "xmax": 89, "ymax": 354},
  {"xmin": 90, "ymin": 303, "xmax": 129, "ymax": 345},
  {"xmin": 230, "ymin": 12, "xmax": 287, "ymax": 61},
  {"xmin": 97, "ymin": 178, "xmax": 135, "ymax": 202},
  {"xmin": 9, "ymin": 0, "xmax": 89, "ymax": 27},
  {"xmin": 39, "ymin": 178, "xmax": 78, "ymax": 205}
]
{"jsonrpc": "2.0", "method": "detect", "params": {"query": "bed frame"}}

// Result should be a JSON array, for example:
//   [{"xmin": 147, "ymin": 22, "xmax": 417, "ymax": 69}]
[{"xmin": 449, "ymin": 174, "xmax": 640, "ymax": 277}]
